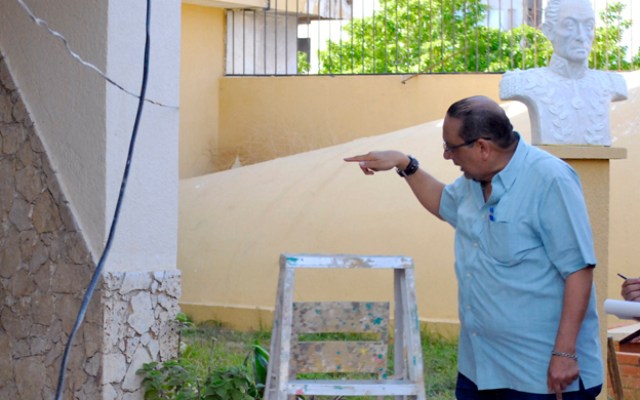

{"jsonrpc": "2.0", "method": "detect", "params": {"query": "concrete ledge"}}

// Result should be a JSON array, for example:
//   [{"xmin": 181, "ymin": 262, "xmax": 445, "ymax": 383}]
[{"xmin": 536, "ymin": 145, "xmax": 627, "ymax": 160}]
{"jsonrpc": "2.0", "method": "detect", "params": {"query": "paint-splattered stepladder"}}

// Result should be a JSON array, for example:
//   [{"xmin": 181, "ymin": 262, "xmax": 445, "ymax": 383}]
[{"xmin": 265, "ymin": 253, "xmax": 427, "ymax": 400}]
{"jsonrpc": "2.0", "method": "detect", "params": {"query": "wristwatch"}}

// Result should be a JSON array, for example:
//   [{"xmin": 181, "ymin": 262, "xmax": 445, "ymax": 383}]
[{"xmin": 396, "ymin": 155, "xmax": 419, "ymax": 177}]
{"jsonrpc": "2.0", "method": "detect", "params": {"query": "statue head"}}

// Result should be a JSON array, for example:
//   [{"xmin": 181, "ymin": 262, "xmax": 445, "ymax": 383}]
[{"xmin": 542, "ymin": 0, "xmax": 595, "ymax": 64}]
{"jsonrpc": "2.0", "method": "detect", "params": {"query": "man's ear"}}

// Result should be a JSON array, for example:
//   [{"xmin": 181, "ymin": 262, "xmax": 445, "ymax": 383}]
[{"xmin": 478, "ymin": 139, "xmax": 492, "ymax": 160}]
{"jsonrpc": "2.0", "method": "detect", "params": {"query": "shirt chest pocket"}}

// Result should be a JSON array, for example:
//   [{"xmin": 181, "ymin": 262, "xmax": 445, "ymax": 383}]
[{"xmin": 485, "ymin": 215, "xmax": 541, "ymax": 266}]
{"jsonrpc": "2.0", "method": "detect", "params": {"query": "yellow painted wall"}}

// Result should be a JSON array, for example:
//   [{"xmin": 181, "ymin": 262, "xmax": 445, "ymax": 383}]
[
  {"xmin": 179, "ymin": 118, "xmax": 463, "ymax": 334},
  {"xmin": 180, "ymin": 4, "xmax": 225, "ymax": 178},
  {"xmin": 560, "ymin": 157, "xmax": 611, "ymax": 330},
  {"xmin": 217, "ymin": 74, "xmax": 502, "ymax": 169},
  {"xmin": 608, "ymin": 77, "xmax": 640, "ymax": 328},
  {"xmin": 178, "ymin": 86, "xmax": 639, "ymax": 336}
]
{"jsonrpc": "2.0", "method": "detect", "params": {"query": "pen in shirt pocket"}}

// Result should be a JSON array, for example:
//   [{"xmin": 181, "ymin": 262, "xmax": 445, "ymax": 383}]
[{"xmin": 618, "ymin": 273, "xmax": 628, "ymax": 280}]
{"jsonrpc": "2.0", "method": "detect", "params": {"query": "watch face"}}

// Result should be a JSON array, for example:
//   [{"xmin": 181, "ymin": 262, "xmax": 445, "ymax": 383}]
[{"xmin": 397, "ymin": 156, "xmax": 418, "ymax": 177}]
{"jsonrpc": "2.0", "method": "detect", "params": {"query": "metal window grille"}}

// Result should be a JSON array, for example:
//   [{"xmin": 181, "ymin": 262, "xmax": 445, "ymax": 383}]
[{"xmin": 225, "ymin": 0, "xmax": 640, "ymax": 76}]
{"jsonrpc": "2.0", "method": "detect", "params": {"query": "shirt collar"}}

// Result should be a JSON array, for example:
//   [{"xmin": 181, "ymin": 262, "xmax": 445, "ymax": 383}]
[{"xmin": 489, "ymin": 133, "xmax": 526, "ymax": 200}]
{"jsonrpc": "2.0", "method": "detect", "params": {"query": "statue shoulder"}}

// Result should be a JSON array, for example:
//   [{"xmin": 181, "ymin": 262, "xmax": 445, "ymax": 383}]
[
  {"xmin": 589, "ymin": 69, "xmax": 628, "ymax": 100},
  {"xmin": 500, "ymin": 68, "xmax": 548, "ymax": 100},
  {"xmin": 609, "ymin": 71, "xmax": 628, "ymax": 99},
  {"xmin": 502, "ymin": 68, "xmax": 535, "ymax": 81}
]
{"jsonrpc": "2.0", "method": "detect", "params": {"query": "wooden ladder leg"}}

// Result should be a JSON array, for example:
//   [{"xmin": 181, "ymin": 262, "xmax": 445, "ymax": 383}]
[
  {"xmin": 266, "ymin": 259, "xmax": 297, "ymax": 400},
  {"xmin": 402, "ymin": 268, "xmax": 426, "ymax": 400},
  {"xmin": 265, "ymin": 263, "xmax": 287, "ymax": 400},
  {"xmin": 275, "ymin": 266, "xmax": 296, "ymax": 400},
  {"xmin": 394, "ymin": 269, "xmax": 408, "ymax": 400}
]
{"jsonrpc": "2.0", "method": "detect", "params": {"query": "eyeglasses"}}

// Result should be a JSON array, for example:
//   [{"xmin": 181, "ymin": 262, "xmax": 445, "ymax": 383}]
[{"xmin": 442, "ymin": 137, "xmax": 491, "ymax": 153}]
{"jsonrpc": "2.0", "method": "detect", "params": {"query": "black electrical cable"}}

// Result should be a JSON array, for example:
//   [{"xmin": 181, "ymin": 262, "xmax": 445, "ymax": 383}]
[{"xmin": 54, "ymin": 1, "xmax": 151, "ymax": 398}]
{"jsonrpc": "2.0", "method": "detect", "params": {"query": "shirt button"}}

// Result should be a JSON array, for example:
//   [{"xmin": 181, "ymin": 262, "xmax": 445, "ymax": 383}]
[
  {"xmin": 473, "ymin": 242, "xmax": 479, "ymax": 248},
  {"xmin": 472, "ymin": 332, "xmax": 478, "ymax": 336}
]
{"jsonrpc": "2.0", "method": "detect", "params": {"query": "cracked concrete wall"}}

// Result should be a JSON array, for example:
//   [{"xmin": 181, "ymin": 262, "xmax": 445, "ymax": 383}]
[{"xmin": 0, "ymin": 52, "xmax": 181, "ymax": 399}]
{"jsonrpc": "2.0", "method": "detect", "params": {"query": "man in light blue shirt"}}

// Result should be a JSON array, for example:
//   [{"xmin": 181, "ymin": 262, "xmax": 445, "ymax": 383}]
[{"xmin": 345, "ymin": 96, "xmax": 602, "ymax": 399}]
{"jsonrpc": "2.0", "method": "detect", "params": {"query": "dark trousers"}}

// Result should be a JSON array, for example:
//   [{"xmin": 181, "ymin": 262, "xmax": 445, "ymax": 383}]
[{"xmin": 455, "ymin": 372, "xmax": 602, "ymax": 400}]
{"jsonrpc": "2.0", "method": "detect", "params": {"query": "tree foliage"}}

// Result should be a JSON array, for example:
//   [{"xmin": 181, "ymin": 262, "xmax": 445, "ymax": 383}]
[
  {"xmin": 590, "ymin": 1, "xmax": 634, "ymax": 70},
  {"xmin": 313, "ymin": 0, "xmax": 639, "ymax": 74}
]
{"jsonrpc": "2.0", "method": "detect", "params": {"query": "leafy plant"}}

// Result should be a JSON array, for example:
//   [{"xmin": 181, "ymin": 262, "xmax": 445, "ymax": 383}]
[
  {"xmin": 246, "ymin": 342, "xmax": 270, "ymax": 398},
  {"xmin": 138, "ymin": 359, "xmax": 200, "ymax": 400},
  {"xmin": 139, "ymin": 355, "xmax": 261, "ymax": 400},
  {"xmin": 202, "ymin": 365, "xmax": 258, "ymax": 400},
  {"xmin": 138, "ymin": 327, "xmax": 272, "ymax": 400},
  {"xmin": 175, "ymin": 312, "xmax": 194, "ymax": 328}
]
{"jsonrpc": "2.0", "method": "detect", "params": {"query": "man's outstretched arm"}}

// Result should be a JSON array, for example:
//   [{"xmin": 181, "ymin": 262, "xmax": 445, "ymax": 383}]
[{"xmin": 344, "ymin": 151, "xmax": 445, "ymax": 219}]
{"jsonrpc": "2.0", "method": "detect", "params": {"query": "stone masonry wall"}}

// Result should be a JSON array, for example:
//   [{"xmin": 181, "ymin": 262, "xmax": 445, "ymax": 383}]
[
  {"xmin": 0, "ymin": 52, "xmax": 181, "ymax": 399},
  {"xmin": 0, "ymin": 50, "xmax": 100, "ymax": 399}
]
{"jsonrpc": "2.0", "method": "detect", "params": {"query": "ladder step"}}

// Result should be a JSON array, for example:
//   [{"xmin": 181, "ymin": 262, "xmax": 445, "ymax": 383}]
[{"xmin": 287, "ymin": 379, "xmax": 423, "ymax": 396}]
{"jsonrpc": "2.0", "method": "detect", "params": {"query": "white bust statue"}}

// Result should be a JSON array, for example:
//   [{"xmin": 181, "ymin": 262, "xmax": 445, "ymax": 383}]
[{"xmin": 500, "ymin": 0, "xmax": 627, "ymax": 146}]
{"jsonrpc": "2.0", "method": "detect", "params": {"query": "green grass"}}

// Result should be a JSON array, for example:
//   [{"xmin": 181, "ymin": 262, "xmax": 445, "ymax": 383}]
[
  {"xmin": 178, "ymin": 319, "xmax": 458, "ymax": 400},
  {"xmin": 177, "ymin": 320, "xmax": 271, "ymax": 380}
]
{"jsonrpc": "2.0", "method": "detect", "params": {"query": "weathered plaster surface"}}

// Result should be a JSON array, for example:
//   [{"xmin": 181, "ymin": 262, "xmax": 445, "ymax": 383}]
[
  {"xmin": 101, "ymin": 271, "xmax": 181, "ymax": 400},
  {"xmin": 0, "ymin": 52, "xmax": 181, "ymax": 400}
]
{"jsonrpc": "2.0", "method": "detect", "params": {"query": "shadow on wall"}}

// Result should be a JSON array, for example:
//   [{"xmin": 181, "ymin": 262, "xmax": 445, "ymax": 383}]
[{"xmin": 178, "ymin": 71, "xmax": 640, "ymax": 333}]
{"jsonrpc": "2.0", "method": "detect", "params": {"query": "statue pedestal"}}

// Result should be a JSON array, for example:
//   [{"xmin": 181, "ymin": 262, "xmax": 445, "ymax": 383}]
[{"xmin": 537, "ymin": 145, "xmax": 627, "ymax": 399}]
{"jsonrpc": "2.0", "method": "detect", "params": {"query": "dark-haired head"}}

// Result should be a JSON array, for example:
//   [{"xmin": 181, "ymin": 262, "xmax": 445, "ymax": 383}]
[{"xmin": 446, "ymin": 96, "xmax": 517, "ymax": 149}]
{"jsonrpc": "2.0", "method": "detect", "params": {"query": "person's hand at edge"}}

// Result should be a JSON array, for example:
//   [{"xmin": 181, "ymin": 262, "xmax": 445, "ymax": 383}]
[
  {"xmin": 621, "ymin": 277, "xmax": 640, "ymax": 302},
  {"xmin": 621, "ymin": 277, "xmax": 640, "ymax": 326},
  {"xmin": 547, "ymin": 355, "xmax": 579, "ymax": 400}
]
